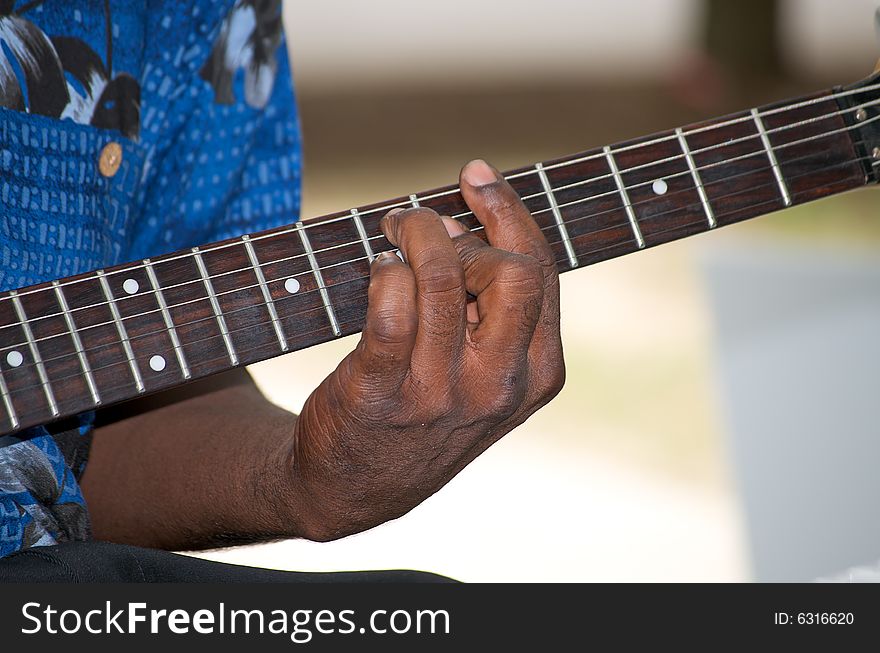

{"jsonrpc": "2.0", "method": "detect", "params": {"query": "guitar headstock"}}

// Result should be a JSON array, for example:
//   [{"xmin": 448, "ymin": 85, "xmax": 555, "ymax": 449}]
[
  {"xmin": 840, "ymin": 9, "xmax": 880, "ymax": 183},
  {"xmin": 841, "ymin": 70, "xmax": 880, "ymax": 183}
]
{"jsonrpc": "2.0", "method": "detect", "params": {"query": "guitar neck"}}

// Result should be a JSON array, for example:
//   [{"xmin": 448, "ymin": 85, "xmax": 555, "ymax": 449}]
[{"xmin": 0, "ymin": 77, "xmax": 878, "ymax": 437}]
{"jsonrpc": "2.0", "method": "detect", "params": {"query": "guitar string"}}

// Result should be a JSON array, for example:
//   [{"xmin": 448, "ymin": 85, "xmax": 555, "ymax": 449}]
[
  {"xmin": 3, "ymin": 161, "xmax": 871, "ymax": 426},
  {"xmin": 0, "ymin": 83, "xmax": 877, "ymax": 311},
  {"xmin": 490, "ymin": 81, "xmax": 880, "ymax": 179},
  {"xmin": 0, "ymin": 153, "xmax": 873, "ymax": 417},
  {"xmin": 0, "ymin": 119, "xmax": 874, "ymax": 361},
  {"xmin": 0, "ymin": 99, "xmax": 877, "ymax": 347},
  {"xmin": 0, "ymin": 123, "xmax": 875, "ymax": 365},
  {"xmin": 0, "ymin": 94, "xmax": 875, "ymax": 340},
  {"xmin": 497, "ymin": 94, "xmax": 880, "ymax": 204}
]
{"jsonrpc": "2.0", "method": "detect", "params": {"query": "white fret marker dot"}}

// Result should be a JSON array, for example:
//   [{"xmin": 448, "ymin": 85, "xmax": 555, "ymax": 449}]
[
  {"xmin": 122, "ymin": 278, "xmax": 139, "ymax": 295},
  {"xmin": 149, "ymin": 355, "xmax": 166, "ymax": 372},
  {"xmin": 652, "ymin": 179, "xmax": 668, "ymax": 195},
  {"xmin": 6, "ymin": 351, "xmax": 23, "ymax": 368},
  {"xmin": 284, "ymin": 278, "xmax": 301, "ymax": 294}
]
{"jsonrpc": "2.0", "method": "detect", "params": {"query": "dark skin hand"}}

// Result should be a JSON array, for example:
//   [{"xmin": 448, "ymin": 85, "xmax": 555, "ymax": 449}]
[{"xmin": 81, "ymin": 159, "xmax": 565, "ymax": 548}]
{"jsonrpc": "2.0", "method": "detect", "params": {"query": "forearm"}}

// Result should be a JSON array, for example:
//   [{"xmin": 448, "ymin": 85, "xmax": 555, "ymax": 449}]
[{"xmin": 80, "ymin": 371, "xmax": 305, "ymax": 550}]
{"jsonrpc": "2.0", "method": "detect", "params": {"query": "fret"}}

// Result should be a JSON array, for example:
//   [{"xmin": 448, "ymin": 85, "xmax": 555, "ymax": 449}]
[
  {"xmin": 197, "ymin": 241, "xmax": 286, "ymax": 366},
  {"xmin": 7, "ymin": 286, "xmax": 98, "ymax": 418},
  {"xmin": 52, "ymin": 281, "xmax": 101, "ymax": 406},
  {"xmin": 242, "ymin": 235, "xmax": 288, "ymax": 352},
  {"xmin": 757, "ymin": 94, "xmax": 867, "ymax": 204},
  {"xmin": 143, "ymin": 260, "xmax": 191, "ymax": 379},
  {"xmin": 414, "ymin": 172, "xmax": 561, "ymax": 270},
  {"xmin": 603, "ymin": 146, "xmax": 646, "ymax": 249},
  {"xmin": 0, "ymin": 79, "xmax": 874, "ymax": 438},
  {"xmin": 417, "ymin": 171, "xmax": 552, "ymax": 232},
  {"xmin": 102, "ymin": 265, "xmax": 186, "ymax": 392},
  {"xmin": 350, "ymin": 209, "xmax": 376, "ymax": 262},
  {"xmin": 22, "ymin": 280, "xmax": 125, "ymax": 415},
  {"xmin": 610, "ymin": 132, "xmax": 711, "ymax": 248},
  {"xmin": 96, "ymin": 270, "xmax": 145, "ymax": 393},
  {"xmin": 297, "ymin": 214, "xmax": 372, "ymax": 338},
  {"xmin": 150, "ymin": 254, "xmax": 237, "ymax": 377},
  {"xmin": 675, "ymin": 127, "xmax": 717, "ymax": 228},
  {"xmin": 192, "ymin": 247, "xmax": 238, "ymax": 366},
  {"xmin": 539, "ymin": 152, "xmax": 639, "ymax": 268},
  {"xmin": 249, "ymin": 228, "xmax": 336, "ymax": 350},
  {"xmin": 414, "ymin": 188, "xmax": 469, "ymax": 222},
  {"xmin": 685, "ymin": 110, "xmax": 787, "ymax": 227},
  {"xmin": 535, "ymin": 163, "xmax": 579, "ymax": 269},
  {"xmin": 53, "ymin": 275, "xmax": 139, "ymax": 406},
  {"xmin": 751, "ymin": 108, "xmax": 792, "ymax": 206},
  {"xmin": 342, "ymin": 200, "xmax": 396, "ymax": 254},
  {"xmin": 296, "ymin": 222, "xmax": 342, "ymax": 337},
  {"xmin": 0, "ymin": 296, "xmax": 49, "ymax": 427},
  {"xmin": 9, "ymin": 291, "xmax": 59, "ymax": 417},
  {"xmin": 0, "ymin": 366, "xmax": 17, "ymax": 430}
]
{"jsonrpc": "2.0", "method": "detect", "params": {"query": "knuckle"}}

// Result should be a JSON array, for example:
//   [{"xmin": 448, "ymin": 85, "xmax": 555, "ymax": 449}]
[
  {"xmin": 413, "ymin": 248, "xmax": 464, "ymax": 294},
  {"xmin": 484, "ymin": 371, "xmax": 527, "ymax": 419},
  {"xmin": 534, "ymin": 248, "xmax": 559, "ymax": 281},
  {"xmin": 485, "ymin": 390, "xmax": 521, "ymax": 421},
  {"xmin": 511, "ymin": 232, "xmax": 557, "ymax": 273},
  {"xmin": 370, "ymin": 307, "xmax": 415, "ymax": 346},
  {"xmin": 370, "ymin": 262, "xmax": 409, "ymax": 289},
  {"xmin": 497, "ymin": 254, "xmax": 544, "ymax": 294},
  {"xmin": 493, "ymin": 256, "xmax": 544, "ymax": 332},
  {"xmin": 451, "ymin": 233, "xmax": 485, "ymax": 260},
  {"xmin": 367, "ymin": 269, "xmax": 417, "ymax": 347}
]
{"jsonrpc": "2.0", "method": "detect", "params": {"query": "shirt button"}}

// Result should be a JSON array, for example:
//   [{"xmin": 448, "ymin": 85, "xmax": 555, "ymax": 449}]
[{"xmin": 98, "ymin": 142, "xmax": 123, "ymax": 177}]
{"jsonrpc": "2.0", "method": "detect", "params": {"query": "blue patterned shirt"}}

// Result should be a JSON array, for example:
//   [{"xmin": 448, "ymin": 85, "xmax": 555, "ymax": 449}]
[{"xmin": 0, "ymin": 0, "xmax": 301, "ymax": 557}]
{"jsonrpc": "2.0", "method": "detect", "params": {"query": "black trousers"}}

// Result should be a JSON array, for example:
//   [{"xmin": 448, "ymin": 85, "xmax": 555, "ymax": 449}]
[{"xmin": 0, "ymin": 542, "xmax": 455, "ymax": 583}]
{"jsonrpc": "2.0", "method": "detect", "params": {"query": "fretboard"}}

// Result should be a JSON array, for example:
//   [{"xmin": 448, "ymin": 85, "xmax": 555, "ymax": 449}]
[{"xmin": 0, "ymin": 77, "xmax": 877, "ymax": 437}]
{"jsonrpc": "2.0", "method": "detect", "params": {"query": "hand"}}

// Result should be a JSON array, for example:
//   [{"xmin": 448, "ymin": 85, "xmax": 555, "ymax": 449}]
[{"xmin": 287, "ymin": 159, "xmax": 565, "ymax": 541}]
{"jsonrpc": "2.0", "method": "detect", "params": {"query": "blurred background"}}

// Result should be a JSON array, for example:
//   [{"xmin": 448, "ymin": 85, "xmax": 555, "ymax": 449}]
[{"xmin": 192, "ymin": 0, "xmax": 880, "ymax": 581}]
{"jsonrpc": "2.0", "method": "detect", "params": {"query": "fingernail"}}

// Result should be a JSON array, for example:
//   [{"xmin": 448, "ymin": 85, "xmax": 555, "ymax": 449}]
[
  {"xmin": 380, "ymin": 209, "xmax": 403, "ymax": 244},
  {"xmin": 442, "ymin": 217, "xmax": 467, "ymax": 237},
  {"xmin": 376, "ymin": 251, "xmax": 396, "ymax": 262},
  {"xmin": 462, "ymin": 159, "xmax": 498, "ymax": 187}
]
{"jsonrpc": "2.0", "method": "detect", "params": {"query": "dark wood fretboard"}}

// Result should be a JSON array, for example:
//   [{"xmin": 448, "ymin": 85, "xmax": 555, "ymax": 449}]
[{"xmin": 0, "ymin": 75, "xmax": 878, "ymax": 437}]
